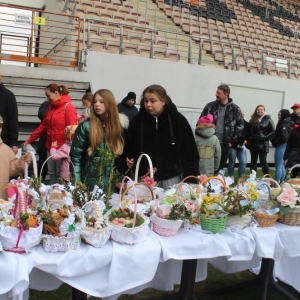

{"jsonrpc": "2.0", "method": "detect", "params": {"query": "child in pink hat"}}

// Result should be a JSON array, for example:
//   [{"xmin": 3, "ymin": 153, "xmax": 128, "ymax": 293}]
[
  {"xmin": 50, "ymin": 125, "xmax": 78, "ymax": 182},
  {"xmin": 195, "ymin": 114, "xmax": 221, "ymax": 176}
]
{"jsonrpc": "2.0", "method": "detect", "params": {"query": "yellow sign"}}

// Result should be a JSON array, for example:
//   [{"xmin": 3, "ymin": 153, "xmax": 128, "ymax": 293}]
[{"xmin": 33, "ymin": 16, "xmax": 46, "ymax": 26}]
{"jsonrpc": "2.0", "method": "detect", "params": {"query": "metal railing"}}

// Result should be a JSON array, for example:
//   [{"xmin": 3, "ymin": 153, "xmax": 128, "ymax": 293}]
[{"xmin": 0, "ymin": 3, "xmax": 81, "ymax": 67}]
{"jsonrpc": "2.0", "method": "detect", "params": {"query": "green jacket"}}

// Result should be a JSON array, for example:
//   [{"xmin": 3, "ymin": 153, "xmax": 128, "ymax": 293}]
[
  {"xmin": 70, "ymin": 120, "xmax": 113, "ymax": 192},
  {"xmin": 194, "ymin": 123, "xmax": 221, "ymax": 176}
]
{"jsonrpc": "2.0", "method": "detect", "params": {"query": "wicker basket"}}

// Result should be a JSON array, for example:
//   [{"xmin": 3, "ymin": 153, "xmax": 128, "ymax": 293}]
[
  {"xmin": 278, "ymin": 206, "xmax": 300, "ymax": 226},
  {"xmin": 81, "ymin": 201, "xmax": 112, "ymax": 248},
  {"xmin": 150, "ymin": 213, "xmax": 183, "ymax": 237},
  {"xmin": 106, "ymin": 176, "xmax": 150, "ymax": 244},
  {"xmin": 200, "ymin": 214, "xmax": 227, "ymax": 233},
  {"xmin": 254, "ymin": 211, "xmax": 280, "ymax": 227},
  {"xmin": 0, "ymin": 183, "xmax": 42, "ymax": 253}
]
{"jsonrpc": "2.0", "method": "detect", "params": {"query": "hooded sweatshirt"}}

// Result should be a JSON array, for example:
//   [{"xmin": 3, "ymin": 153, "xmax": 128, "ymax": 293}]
[{"xmin": 117, "ymin": 97, "xmax": 138, "ymax": 121}]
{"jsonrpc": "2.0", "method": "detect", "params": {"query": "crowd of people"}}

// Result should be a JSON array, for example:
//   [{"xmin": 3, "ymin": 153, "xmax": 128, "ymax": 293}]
[{"xmin": 1, "ymin": 76, "xmax": 300, "ymax": 199}]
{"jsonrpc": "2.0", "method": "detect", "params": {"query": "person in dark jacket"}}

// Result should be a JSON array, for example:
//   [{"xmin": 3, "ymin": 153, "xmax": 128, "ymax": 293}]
[
  {"xmin": 246, "ymin": 105, "xmax": 275, "ymax": 175},
  {"xmin": 0, "ymin": 72, "xmax": 19, "ymax": 154},
  {"xmin": 125, "ymin": 84, "xmax": 199, "ymax": 189},
  {"xmin": 71, "ymin": 89, "xmax": 128, "ymax": 192},
  {"xmin": 199, "ymin": 84, "xmax": 244, "ymax": 174},
  {"xmin": 271, "ymin": 109, "xmax": 293, "ymax": 183},
  {"xmin": 227, "ymin": 110, "xmax": 249, "ymax": 179},
  {"xmin": 37, "ymin": 100, "xmax": 50, "ymax": 182},
  {"xmin": 117, "ymin": 91, "xmax": 138, "ymax": 121},
  {"xmin": 284, "ymin": 126, "xmax": 300, "ymax": 178},
  {"xmin": 286, "ymin": 103, "xmax": 300, "ymax": 131}
]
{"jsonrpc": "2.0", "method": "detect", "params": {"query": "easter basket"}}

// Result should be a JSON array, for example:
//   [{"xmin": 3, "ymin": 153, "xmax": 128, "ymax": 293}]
[
  {"xmin": 105, "ymin": 176, "xmax": 150, "ymax": 244},
  {"xmin": 81, "ymin": 200, "xmax": 112, "ymax": 248},
  {"xmin": 0, "ymin": 184, "xmax": 43, "ymax": 253},
  {"xmin": 150, "ymin": 188, "xmax": 193, "ymax": 237},
  {"xmin": 253, "ymin": 180, "xmax": 281, "ymax": 227},
  {"xmin": 199, "ymin": 176, "xmax": 228, "ymax": 233},
  {"xmin": 41, "ymin": 204, "xmax": 81, "ymax": 252},
  {"xmin": 287, "ymin": 164, "xmax": 300, "ymax": 189},
  {"xmin": 275, "ymin": 180, "xmax": 300, "ymax": 226}
]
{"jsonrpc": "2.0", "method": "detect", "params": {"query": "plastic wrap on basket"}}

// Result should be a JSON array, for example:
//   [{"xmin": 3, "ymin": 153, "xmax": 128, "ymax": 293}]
[{"xmin": 105, "ymin": 176, "xmax": 150, "ymax": 244}]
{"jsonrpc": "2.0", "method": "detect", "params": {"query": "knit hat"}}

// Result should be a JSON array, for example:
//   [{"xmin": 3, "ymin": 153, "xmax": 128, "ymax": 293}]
[
  {"xmin": 65, "ymin": 125, "xmax": 78, "ymax": 142},
  {"xmin": 197, "ymin": 114, "xmax": 213, "ymax": 125},
  {"xmin": 126, "ymin": 92, "xmax": 136, "ymax": 101}
]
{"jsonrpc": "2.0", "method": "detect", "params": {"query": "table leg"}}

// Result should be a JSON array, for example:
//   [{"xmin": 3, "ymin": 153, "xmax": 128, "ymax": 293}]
[
  {"xmin": 209, "ymin": 258, "xmax": 299, "ymax": 300},
  {"xmin": 72, "ymin": 287, "xmax": 87, "ymax": 300},
  {"xmin": 177, "ymin": 259, "xmax": 198, "ymax": 300}
]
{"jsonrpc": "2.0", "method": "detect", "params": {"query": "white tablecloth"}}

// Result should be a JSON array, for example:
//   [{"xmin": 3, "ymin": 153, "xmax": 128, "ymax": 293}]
[{"xmin": 0, "ymin": 223, "xmax": 299, "ymax": 299}]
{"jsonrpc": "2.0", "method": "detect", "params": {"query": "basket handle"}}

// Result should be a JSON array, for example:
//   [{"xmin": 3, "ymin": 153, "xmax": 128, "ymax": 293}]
[
  {"xmin": 24, "ymin": 151, "xmax": 38, "ymax": 178},
  {"xmin": 134, "ymin": 153, "xmax": 154, "ymax": 182},
  {"xmin": 122, "ymin": 182, "xmax": 154, "ymax": 201},
  {"xmin": 118, "ymin": 176, "xmax": 138, "ymax": 228},
  {"xmin": 40, "ymin": 155, "xmax": 77, "ymax": 186},
  {"xmin": 260, "ymin": 177, "xmax": 280, "ymax": 188},
  {"xmin": 216, "ymin": 172, "xmax": 227, "ymax": 186},
  {"xmin": 200, "ymin": 176, "xmax": 227, "ymax": 191},
  {"xmin": 289, "ymin": 164, "xmax": 300, "ymax": 175},
  {"xmin": 262, "ymin": 174, "xmax": 273, "ymax": 179},
  {"xmin": 181, "ymin": 176, "xmax": 201, "ymax": 183}
]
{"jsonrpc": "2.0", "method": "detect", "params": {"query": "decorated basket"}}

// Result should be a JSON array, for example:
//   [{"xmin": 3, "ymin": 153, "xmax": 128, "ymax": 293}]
[
  {"xmin": 41, "ymin": 205, "xmax": 81, "ymax": 252},
  {"xmin": 253, "ymin": 181, "xmax": 280, "ymax": 227},
  {"xmin": 0, "ymin": 184, "xmax": 42, "ymax": 253},
  {"xmin": 199, "ymin": 176, "xmax": 228, "ymax": 233},
  {"xmin": 106, "ymin": 176, "xmax": 150, "ymax": 244},
  {"xmin": 81, "ymin": 200, "xmax": 112, "ymax": 248},
  {"xmin": 150, "ymin": 188, "xmax": 192, "ymax": 237},
  {"xmin": 150, "ymin": 213, "xmax": 182, "ymax": 237}
]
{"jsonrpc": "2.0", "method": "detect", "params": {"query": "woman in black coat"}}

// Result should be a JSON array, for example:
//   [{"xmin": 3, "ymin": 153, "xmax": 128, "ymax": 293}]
[
  {"xmin": 246, "ymin": 105, "xmax": 275, "ymax": 175},
  {"xmin": 125, "ymin": 84, "xmax": 199, "ymax": 189}
]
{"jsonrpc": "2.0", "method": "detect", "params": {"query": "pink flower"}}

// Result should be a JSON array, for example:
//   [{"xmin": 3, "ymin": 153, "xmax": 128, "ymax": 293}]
[
  {"xmin": 198, "ymin": 174, "xmax": 208, "ymax": 182},
  {"xmin": 184, "ymin": 201, "xmax": 195, "ymax": 211},
  {"xmin": 277, "ymin": 190, "xmax": 298, "ymax": 208},
  {"xmin": 143, "ymin": 176, "xmax": 157, "ymax": 187}
]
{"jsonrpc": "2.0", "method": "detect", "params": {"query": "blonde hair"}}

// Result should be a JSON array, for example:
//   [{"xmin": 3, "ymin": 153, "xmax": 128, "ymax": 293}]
[{"xmin": 88, "ymin": 89, "xmax": 124, "ymax": 156}]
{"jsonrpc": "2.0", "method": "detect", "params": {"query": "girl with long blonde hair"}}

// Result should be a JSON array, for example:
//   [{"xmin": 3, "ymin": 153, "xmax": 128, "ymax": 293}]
[{"xmin": 71, "ymin": 89, "xmax": 128, "ymax": 192}]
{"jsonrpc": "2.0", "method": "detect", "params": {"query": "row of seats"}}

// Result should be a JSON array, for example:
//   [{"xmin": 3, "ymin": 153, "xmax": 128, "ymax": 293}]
[{"xmin": 155, "ymin": 0, "xmax": 300, "ymax": 79}]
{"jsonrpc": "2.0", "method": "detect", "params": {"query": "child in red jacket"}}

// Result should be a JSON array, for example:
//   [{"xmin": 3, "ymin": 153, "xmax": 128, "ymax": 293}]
[{"xmin": 50, "ymin": 125, "xmax": 77, "ymax": 182}]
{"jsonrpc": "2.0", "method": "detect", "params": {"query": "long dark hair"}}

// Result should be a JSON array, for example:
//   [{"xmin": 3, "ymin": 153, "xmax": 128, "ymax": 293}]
[{"xmin": 276, "ymin": 109, "xmax": 290, "ymax": 131}]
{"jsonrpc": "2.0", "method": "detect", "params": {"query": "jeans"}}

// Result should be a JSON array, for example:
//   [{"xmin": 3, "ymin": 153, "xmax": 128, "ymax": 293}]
[
  {"xmin": 47, "ymin": 151, "xmax": 61, "ymax": 184},
  {"xmin": 250, "ymin": 151, "xmax": 269, "ymax": 175},
  {"xmin": 274, "ymin": 143, "xmax": 287, "ymax": 183},
  {"xmin": 228, "ymin": 147, "xmax": 247, "ymax": 178}
]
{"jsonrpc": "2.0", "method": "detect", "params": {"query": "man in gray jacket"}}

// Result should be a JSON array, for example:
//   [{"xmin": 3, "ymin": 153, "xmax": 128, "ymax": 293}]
[{"xmin": 199, "ymin": 84, "xmax": 244, "ymax": 174}]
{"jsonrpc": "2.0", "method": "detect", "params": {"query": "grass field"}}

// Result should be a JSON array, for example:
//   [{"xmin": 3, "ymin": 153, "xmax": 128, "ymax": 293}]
[{"xmin": 29, "ymin": 168, "xmax": 300, "ymax": 300}]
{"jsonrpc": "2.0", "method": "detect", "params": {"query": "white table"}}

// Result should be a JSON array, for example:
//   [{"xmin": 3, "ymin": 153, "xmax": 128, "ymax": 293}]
[{"xmin": 0, "ymin": 223, "xmax": 299, "ymax": 300}]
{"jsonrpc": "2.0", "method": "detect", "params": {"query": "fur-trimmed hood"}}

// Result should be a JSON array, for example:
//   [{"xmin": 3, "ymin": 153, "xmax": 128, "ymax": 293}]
[
  {"xmin": 119, "ymin": 113, "xmax": 129, "ymax": 130},
  {"xmin": 195, "ymin": 123, "xmax": 216, "ymax": 138},
  {"xmin": 196, "ymin": 123, "xmax": 215, "ymax": 130}
]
